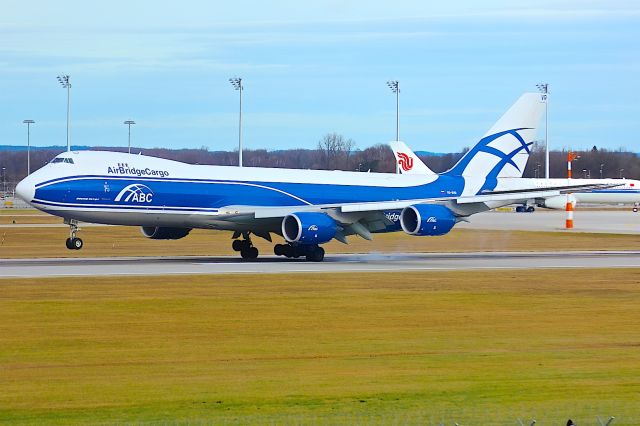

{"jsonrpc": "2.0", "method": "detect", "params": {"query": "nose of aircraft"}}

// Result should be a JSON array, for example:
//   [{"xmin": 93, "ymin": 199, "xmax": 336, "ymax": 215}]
[{"xmin": 15, "ymin": 176, "xmax": 36, "ymax": 203}]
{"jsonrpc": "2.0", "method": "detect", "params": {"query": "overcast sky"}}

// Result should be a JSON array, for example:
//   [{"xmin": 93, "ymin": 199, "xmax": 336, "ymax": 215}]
[{"xmin": 1, "ymin": 0, "xmax": 639, "ymax": 152}]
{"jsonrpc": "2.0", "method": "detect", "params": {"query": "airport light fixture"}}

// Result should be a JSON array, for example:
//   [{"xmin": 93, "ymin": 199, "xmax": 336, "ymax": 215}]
[
  {"xmin": 229, "ymin": 77, "xmax": 243, "ymax": 167},
  {"xmin": 620, "ymin": 168, "xmax": 624, "ymax": 179},
  {"xmin": 23, "ymin": 119, "xmax": 35, "ymax": 175},
  {"xmin": 124, "ymin": 120, "xmax": 136, "ymax": 154},
  {"xmin": 535, "ymin": 163, "xmax": 541, "ymax": 179},
  {"xmin": 386, "ymin": 80, "xmax": 400, "ymax": 142},
  {"xmin": 600, "ymin": 163, "xmax": 604, "ymax": 179},
  {"xmin": 57, "ymin": 74, "xmax": 71, "ymax": 152},
  {"xmin": 386, "ymin": 80, "xmax": 400, "ymax": 174},
  {"xmin": 536, "ymin": 83, "xmax": 549, "ymax": 179}
]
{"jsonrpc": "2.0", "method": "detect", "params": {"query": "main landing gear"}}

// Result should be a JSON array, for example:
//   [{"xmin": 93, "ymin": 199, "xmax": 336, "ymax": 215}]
[
  {"xmin": 231, "ymin": 233, "xmax": 325, "ymax": 262},
  {"xmin": 232, "ymin": 232, "xmax": 259, "ymax": 259},
  {"xmin": 274, "ymin": 243, "xmax": 325, "ymax": 262},
  {"xmin": 65, "ymin": 219, "xmax": 83, "ymax": 250},
  {"xmin": 515, "ymin": 205, "xmax": 535, "ymax": 213}
]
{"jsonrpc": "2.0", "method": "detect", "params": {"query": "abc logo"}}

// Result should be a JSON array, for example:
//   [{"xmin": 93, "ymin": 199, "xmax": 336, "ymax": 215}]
[{"xmin": 114, "ymin": 184, "xmax": 154, "ymax": 204}]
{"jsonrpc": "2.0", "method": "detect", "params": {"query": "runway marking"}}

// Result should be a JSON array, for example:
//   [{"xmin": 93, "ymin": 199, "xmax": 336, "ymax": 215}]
[{"xmin": 3, "ymin": 264, "xmax": 640, "ymax": 279}]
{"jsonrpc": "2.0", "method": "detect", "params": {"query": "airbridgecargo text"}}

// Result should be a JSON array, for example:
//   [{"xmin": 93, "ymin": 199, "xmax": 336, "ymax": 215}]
[{"xmin": 107, "ymin": 163, "xmax": 169, "ymax": 178}]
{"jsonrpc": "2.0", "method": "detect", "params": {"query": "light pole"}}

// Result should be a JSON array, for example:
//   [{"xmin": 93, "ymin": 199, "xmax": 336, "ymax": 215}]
[
  {"xmin": 620, "ymin": 168, "xmax": 624, "ymax": 179},
  {"xmin": 1, "ymin": 167, "xmax": 6, "ymax": 195},
  {"xmin": 535, "ymin": 163, "xmax": 540, "ymax": 179},
  {"xmin": 600, "ymin": 163, "xmax": 604, "ymax": 179},
  {"xmin": 229, "ymin": 77, "xmax": 243, "ymax": 167},
  {"xmin": 23, "ymin": 119, "xmax": 35, "ymax": 175},
  {"xmin": 386, "ymin": 80, "xmax": 400, "ymax": 174},
  {"xmin": 57, "ymin": 75, "xmax": 71, "ymax": 152},
  {"xmin": 124, "ymin": 120, "xmax": 135, "ymax": 154},
  {"xmin": 536, "ymin": 83, "xmax": 549, "ymax": 179}
]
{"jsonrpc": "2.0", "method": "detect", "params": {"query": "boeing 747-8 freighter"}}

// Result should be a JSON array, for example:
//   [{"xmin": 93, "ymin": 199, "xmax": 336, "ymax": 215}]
[{"xmin": 16, "ymin": 93, "xmax": 608, "ymax": 261}]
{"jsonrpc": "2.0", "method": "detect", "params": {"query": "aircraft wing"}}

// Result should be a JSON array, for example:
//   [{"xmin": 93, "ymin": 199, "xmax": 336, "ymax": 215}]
[{"xmin": 219, "ymin": 182, "xmax": 619, "ymax": 218}]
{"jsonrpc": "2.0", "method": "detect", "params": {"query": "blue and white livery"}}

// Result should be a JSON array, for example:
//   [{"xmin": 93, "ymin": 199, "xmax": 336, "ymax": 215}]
[
  {"xmin": 15, "ymin": 92, "xmax": 605, "ymax": 261},
  {"xmin": 388, "ymin": 96, "xmax": 640, "ymax": 212}
]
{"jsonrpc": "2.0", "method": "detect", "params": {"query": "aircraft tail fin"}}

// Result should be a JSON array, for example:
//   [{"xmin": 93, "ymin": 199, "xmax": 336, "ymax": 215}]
[
  {"xmin": 445, "ymin": 92, "xmax": 545, "ymax": 182},
  {"xmin": 389, "ymin": 141, "xmax": 437, "ymax": 175}
]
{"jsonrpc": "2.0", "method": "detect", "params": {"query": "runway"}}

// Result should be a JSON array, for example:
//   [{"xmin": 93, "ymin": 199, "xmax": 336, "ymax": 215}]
[{"xmin": 2, "ymin": 250, "xmax": 639, "ymax": 278}]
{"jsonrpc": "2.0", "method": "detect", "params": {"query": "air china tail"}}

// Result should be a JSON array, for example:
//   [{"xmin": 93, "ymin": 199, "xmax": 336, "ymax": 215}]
[
  {"xmin": 16, "ymin": 91, "xmax": 602, "ymax": 262},
  {"xmin": 390, "ymin": 141, "xmax": 437, "ymax": 175}
]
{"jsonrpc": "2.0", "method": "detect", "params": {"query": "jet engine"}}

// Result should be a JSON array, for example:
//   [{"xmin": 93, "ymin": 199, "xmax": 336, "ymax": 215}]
[
  {"xmin": 399, "ymin": 204, "xmax": 457, "ymax": 236},
  {"xmin": 282, "ymin": 212, "xmax": 337, "ymax": 244},
  {"xmin": 141, "ymin": 226, "xmax": 192, "ymax": 240},
  {"xmin": 537, "ymin": 194, "xmax": 576, "ymax": 210}
]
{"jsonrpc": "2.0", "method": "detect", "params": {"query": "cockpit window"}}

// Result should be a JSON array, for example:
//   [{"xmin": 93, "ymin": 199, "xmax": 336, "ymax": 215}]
[{"xmin": 50, "ymin": 157, "xmax": 74, "ymax": 164}]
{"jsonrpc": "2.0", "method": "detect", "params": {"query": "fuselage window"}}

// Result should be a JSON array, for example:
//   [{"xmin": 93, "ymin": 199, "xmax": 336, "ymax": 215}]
[{"xmin": 50, "ymin": 157, "xmax": 74, "ymax": 164}]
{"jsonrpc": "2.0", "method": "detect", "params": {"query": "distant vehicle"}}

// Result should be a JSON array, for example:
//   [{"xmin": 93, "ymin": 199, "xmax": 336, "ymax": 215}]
[
  {"xmin": 16, "ymin": 93, "xmax": 604, "ymax": 261},
  {"xmin": 389, "ymin": 141, "xmax": 640, "ymax": 211}
]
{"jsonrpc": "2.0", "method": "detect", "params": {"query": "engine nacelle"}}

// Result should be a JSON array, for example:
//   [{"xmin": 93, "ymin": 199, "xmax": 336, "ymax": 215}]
[
  {"xmin": 141, "ymin": 226, "xmax": 192, "ymax": 240},
  {"xmin": 400, "ymin": 204, "xmax": 456, "ymax": 236},
  {"xmin": 537, "ymin": 194, "xmax": 576, "ymax": 210},
  {"xmin": 282, "ymin": 212, "xmax": 337, "ymax": 244}
]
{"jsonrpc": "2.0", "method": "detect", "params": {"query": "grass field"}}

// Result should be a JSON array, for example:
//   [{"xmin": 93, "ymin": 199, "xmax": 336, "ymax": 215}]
[
  {"xmin": 2, "ymin": 224, "xmax": 640, "ymax": 259},
  {"xmin": 1, "ymin": 269, "xmax": 639, "ymax": 424}
]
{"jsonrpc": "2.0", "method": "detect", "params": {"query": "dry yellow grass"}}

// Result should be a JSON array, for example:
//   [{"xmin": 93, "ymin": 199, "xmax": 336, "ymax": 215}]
[
  {"xmin": 0, "ymin": 215, "xmax": 61, "ymax": 225},
  {"xmin": 1, "ymin": 269, "xmax": 639, "ymax": 424},
  {"xmin": 1, "ymin": 224, "xmax": 639, "ymax": 259}
]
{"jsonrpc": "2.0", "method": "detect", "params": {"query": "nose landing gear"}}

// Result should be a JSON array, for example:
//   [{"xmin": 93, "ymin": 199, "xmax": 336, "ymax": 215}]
[{"xmin": 64, "ymin": 219, "xmax": 83, "ymax": 250}]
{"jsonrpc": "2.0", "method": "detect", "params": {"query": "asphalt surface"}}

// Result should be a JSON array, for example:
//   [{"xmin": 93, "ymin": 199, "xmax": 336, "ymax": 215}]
[{"xmin": 2, "ymin": 251, "xmax": 639, "ymax": 278}]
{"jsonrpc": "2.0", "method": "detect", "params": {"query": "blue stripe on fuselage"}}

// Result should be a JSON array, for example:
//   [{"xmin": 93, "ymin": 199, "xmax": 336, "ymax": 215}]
[{"xmin": 33, "ymin": 175, "xmax": 465, "ymax": 210}]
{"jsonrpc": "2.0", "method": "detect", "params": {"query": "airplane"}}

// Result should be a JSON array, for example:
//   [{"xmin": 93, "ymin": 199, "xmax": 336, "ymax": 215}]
[
  {"xmin": 390, "ymin": 140, "xmax": 640, "ymax": 211},
  {"xmin": 15, "ymin": 92, "xmax": 609, "ymax": 261}
]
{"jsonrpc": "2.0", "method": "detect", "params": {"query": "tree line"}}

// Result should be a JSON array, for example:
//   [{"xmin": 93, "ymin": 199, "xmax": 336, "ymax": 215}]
[{"xmin": 1, "ymin": 134, "xmax": 639, "ymax": 193}]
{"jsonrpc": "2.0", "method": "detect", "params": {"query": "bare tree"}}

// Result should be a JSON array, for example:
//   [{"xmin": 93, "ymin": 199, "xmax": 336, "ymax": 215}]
[{"xmin": 317, "ymin": 133, "xmax": 356, "ymax": 170}]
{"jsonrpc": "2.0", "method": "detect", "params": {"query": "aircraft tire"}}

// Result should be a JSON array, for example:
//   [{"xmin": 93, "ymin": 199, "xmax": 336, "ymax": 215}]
[
  {"xmin": 282, "ymin": 245, "xmax": 294, "ymax": 258},
  {"xmin": 306, "ymin": 246, "xmax": 325, "ymax": 262},
  {"xmin": 526, "ymin": 206, "xmax": 535, "ymax": 213},
  {"xmin": 65, "ymin": 238, "xmax": 74, "ymax": 250},
  {"xmin": 241, "ymin": 246, "xmax": 259, "ymax": 259},
  {"xmin": 274, "ymin": 244, "xmax": 285, "ymax": 256},
  {"xmin": 232, "ymin": 239, "xmax": 246, "ymax": 252},
  {"xmin": 71, "ymin": 238, "xmax": 83, "ymax": 250}
]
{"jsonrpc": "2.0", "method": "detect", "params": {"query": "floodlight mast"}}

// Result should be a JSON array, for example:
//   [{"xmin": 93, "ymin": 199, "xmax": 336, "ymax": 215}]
[
  {"xmin": 229, "ymin": 77, "xmax": 243, "ymax": 167},
  {"xmin": 124, "ymin": 120, "xmax": 136, "ymax": 154},
  {"xmin": 57, "ymin": 75, "xmax": 71, "ymax": 152},
  {"xmin": 386, "ymin": 80, "xmax": 400, "ymax": 173},
  {"xmin": 536, "ymin": 83, "xmax": 549, "ymax": 179},
  {"xmin": 23, "ymin": 119, "xmax": 35, "ymax": 175}
]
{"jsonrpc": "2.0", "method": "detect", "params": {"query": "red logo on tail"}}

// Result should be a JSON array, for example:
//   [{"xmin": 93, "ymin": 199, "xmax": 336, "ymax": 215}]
[{"xmin": 397, "ymin": 152, "xmax": 414, "ymax": 171}]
